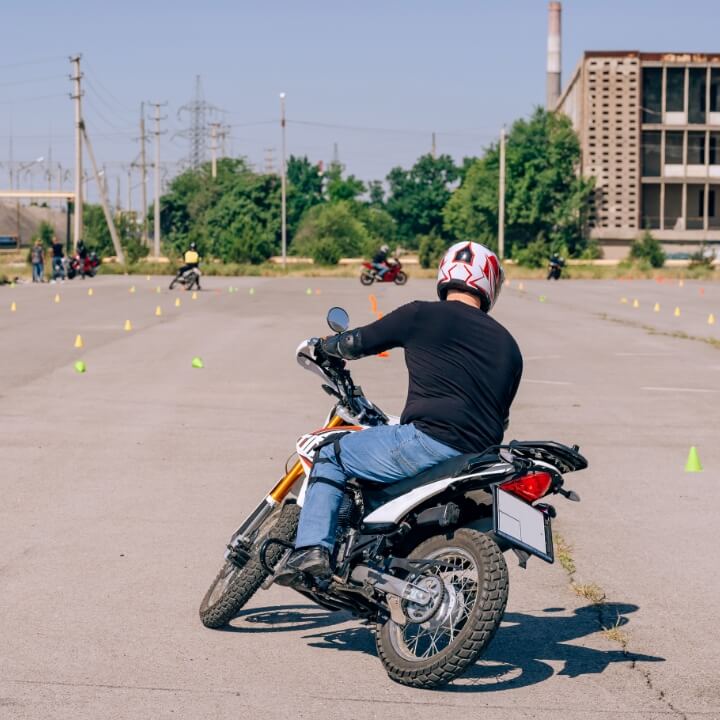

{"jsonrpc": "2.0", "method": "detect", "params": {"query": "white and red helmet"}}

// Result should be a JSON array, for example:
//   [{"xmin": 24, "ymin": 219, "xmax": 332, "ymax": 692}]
[{"xmin": 437, "ymin": 241, "xmax": 504, "ymax": 311}]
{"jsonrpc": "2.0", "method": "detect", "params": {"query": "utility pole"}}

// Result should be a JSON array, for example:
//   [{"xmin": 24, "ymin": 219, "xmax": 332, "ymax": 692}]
[
  {"xmin": 150, "ymin": 102, "xmax": 167, "ymax": 258},
  {"xmin": 70, "ymin": 55, "xmax": 83, "ymax": 249},
  {"xmin": 263, "ymin": 147, "xmax": 275, "ymax": 174},
  {"xmin": 431, "ymin": 132, "xmax": 437, "ymax": 159},
  {"xmin": 279, "ymin": 92, "xmax": 287, "ymax": 269},
  {"xmin": 209, "ymin": 122, "xmax": 219, "ymax": 179},
  {"xmin": 498, "ymin": 126, "xmax": 506, "ymax": 261},
  {"xmin": 126, "ymin": 166, "xmax": 132, "ymax": 213},
  {"xmin": 81, "ymin": 122, "xmax": 125, "ymax": 263},
  {"xmin": 139, "ymin": 102, "xmax": 149, "ymax": 246}
]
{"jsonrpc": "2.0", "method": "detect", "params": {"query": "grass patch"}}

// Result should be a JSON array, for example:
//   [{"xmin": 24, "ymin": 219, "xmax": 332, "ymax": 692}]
[
  {"xmin": 601, "ymin": 616, "xmax": 630, "ymax": 649},
  {"xmin": 572, "ymin": 582, "xmax": 607, "ymax": 604},
  {"xmin": 597, "ymin": 313, "xmax": 720, "ymax": 351},
  {"xmin": 554, "ymin": 532, "xmax": 576, "ymax": 576}
]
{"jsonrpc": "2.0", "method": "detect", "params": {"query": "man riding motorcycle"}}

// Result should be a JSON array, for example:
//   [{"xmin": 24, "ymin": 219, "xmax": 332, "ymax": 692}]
[
  {"xmin": 371, "ymin": 244, "xmax": 391, "ymax": 279},
  {"xmin": 283, "ymin": 241, "xmax": 523, "ymax": 578},
  {"xmin": 178, "ymin": 242, "xmax": 200, "ymax": 276}
]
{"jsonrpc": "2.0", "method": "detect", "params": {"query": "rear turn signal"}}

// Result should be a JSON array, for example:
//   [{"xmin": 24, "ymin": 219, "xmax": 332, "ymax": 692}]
[{"xmin": 500, "ymin": 471, "xmax": 553, "ymax": 503}]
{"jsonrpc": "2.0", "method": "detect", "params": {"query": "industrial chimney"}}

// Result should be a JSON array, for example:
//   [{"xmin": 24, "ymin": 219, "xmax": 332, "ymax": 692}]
[{"xmin": 546, "ymin": 1, "xmax": 562, "ymax": 109}]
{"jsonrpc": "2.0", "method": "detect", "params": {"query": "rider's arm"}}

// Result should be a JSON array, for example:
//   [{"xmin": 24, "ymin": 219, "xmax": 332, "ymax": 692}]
[{"xmin": 320, "ymin": 302, "xmax": 419, "ymax": 360}]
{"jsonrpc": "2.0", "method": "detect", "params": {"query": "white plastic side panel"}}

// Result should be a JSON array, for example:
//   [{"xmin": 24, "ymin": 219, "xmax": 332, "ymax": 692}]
[{"xmin": 362, "ymin": 464, "xmax": 513, "ymax": 525}]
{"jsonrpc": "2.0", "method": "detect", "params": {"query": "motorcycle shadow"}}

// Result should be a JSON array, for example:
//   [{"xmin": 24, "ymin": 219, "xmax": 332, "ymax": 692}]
[{"xmin": 226, "ymin": 601, "xmax": 664, "ymax": 691}]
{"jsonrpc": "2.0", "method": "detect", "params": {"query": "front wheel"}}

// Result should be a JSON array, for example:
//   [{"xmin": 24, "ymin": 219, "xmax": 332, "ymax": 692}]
[
  {"xmin": 360, "ymin": 271, "xmax": 375, "ymax": 286},
  {"xmin": 169, "ymin": 277, "xmax": 178, "ymax": 290},
  {"xmin": 199, "ymin": 501, "xmax": 301, "ymax": 628},
  {"xmin": 375, "ymin": 528, "xmax": 508, "ymax": 688},
  {"xmin": 393, "ymin": 271, "xmax": 408, "ymax": 285}
]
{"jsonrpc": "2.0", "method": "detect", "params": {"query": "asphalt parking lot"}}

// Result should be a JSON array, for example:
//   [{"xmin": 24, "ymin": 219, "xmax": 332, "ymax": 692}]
[{"xmin": 1, "ymin": 274, "xmax": 718, "ymax": 719}]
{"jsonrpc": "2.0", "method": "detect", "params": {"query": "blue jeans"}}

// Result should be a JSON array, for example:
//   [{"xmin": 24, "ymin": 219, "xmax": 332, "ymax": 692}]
[
  {"xmin": 372, "ymin": 262, "xmax": 388, "ymax": 278},
  {"xmin": 295, "ymin": 423, "xmax": 461, "ymax": 550},
  {"xmin": 52, "ymin": 258, "xmax": 65, "ymax": 280},
  {"xmin": 32, "ymin": 262, "xmax": 44, "ymax": 282}
]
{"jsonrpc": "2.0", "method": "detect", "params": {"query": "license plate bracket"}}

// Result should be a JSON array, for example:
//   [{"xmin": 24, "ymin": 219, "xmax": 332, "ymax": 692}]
[{"xmin": 493, "ymin": 486, "xmax": 554, "ymax": 563}]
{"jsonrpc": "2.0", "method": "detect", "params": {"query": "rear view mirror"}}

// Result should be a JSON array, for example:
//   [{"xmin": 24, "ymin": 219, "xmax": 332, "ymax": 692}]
[{"xmin": 327, "ymin": 306, "xmax": 349, "ymax": 334}]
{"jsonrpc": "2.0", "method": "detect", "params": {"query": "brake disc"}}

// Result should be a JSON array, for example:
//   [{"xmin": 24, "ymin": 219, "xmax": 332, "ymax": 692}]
[{"xmin": 402, "ymin": 575, "xmax": 446, "ymax": 624}]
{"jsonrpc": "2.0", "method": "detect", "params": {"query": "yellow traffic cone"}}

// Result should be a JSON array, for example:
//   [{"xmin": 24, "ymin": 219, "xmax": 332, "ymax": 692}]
[
  {"xmin": 191, "ymin": 291, "xmax": 197, "ymax": 300},
  {"xmin": 620, "ymin": 297, "xmax": 628, "ymax": 304},
  {"xmin": 87, "ymin": 288, "xmax": 94, "ymax": 296},
  {"xmin": 124, "ymin": 319, "xmax": 132, "ymax": 331},
  {"xmin": 175, "ymin": 297, "xmax": 181, "ymax": 307},
  {"xmin": 653, "ymin": 302, "xmax": 660, "ymax": 312},
  {"xmin": 674, "ymin": 306, "xmax": 681, "ymax": 317},
  {"xmin": 155, "ymin": 306, "xmax": 162, "ymax": 317},
  {"xmin": 679, "ymin": 279, "xmax": 685, "ymax": 288},
  {"xmin": 10, "ymin": 301, "xmax": 16, "ymax": 312},
  {"xmin": 54, "ymin": 293, "xmax": 60, "ymax": 303},
  {"xmin": 146, "ymin": 275, "xmax": 151, "ymax": 281},
  {"xmin": 685, "ymin": 446, "xmax": 702, "ymax": 472},
  {"xmin": 632, "ymin": 299, "xmax": 639, "ymax": 308},
  {"xmin": 518, "ymin": 282, "xmax": 525, "ymax": 291},
  {"xmin": 156, "ymin": 286, "xmax": 161, "ymax": 294},
  {"xmin": 129, "ymin": 286, "xmax": 136, "ymax": 294},
  {"xmin": 74, "ymin": 334, "xmax": 83, "ymax": 349},
  {"xmin": 709, "ymin": 313, "xmax": 716, "ymax": 325}
]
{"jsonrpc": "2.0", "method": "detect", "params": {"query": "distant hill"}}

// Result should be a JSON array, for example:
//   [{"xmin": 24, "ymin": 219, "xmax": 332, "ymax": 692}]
[{"xmin": 0, "ymin": 202, "xmax": 69, "ymax": 246}]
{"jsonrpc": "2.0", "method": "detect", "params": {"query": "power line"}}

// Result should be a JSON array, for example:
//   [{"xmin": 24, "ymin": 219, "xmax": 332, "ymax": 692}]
[
  {"xmin": 0, "ymin": 93, "xmax": 67, "ymax": 105},
  {"xmin": 0, "ymin": 55, "xmax": 66, "ymax": 72},
  {"xmin": 0, "ymin": 75, "xmax": 66, "ymax": 88}
]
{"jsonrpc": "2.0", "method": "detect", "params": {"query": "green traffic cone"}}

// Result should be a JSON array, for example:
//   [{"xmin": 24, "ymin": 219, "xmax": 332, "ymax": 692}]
[
  {"xmin": 685, "ymin": 446, "xmax": 703, "ymax": 472},
  {"xmin": 74, "ymin": 360, "xmax": 86, "ymax": 374},
  {"xmin": 191, "ymin": 357, "xmax": 204, "ymax": 369}
]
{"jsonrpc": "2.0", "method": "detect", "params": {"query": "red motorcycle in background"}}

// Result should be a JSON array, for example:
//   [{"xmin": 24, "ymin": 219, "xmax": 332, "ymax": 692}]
[
  {"xmin": 67, "ymin": 252, "xmax": 100, "ymax": 279},
  {"xmin": 360, "ymin": 258, "xmax": 407, "ymax": 286}
]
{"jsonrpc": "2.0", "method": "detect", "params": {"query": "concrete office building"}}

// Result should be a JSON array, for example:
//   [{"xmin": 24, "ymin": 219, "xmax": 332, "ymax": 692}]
[{"xmin": 557, "ymin": 51, "xmax": 720, "ymax": 258}]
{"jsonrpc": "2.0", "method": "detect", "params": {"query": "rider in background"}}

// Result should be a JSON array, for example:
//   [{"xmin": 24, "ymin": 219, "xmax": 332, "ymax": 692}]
[
  {"xmin": 178, "ymin": 242, "xmax": 200, "ymax": 276},
  {"xmin": 371, "ymin": 244, "xmax": 391, "ymax": 279}
]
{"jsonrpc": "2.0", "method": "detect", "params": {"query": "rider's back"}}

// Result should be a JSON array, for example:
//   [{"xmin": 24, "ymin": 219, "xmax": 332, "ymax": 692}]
[{"xmin": 359, "ymin": 300, "xmax": 522, "ymax": 454}]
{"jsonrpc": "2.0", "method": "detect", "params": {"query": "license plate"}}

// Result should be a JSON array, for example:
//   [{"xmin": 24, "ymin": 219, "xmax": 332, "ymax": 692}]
[{"xmin": 493, "ymin": 486, "xmax": 554, "ymax": 563}]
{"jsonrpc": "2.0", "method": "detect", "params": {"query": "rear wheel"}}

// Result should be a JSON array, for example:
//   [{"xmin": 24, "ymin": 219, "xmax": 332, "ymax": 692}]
[
  {"xmin": 375, "ymin": 528, "xmax": 508, "ymax": 688},
  {"xmin": 393, "ymin": 271, "xmax": 408, "ymax": 285},
  {"xmin": 360, "ymin": 271, "xmax": 374, "ymax": 286},
  {"xmin": 199, "ymin": 501, "xmax": 300, "ymax": 628}
]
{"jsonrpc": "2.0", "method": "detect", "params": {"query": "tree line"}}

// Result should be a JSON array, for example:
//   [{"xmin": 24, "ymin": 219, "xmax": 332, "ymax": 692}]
[{"xmin": 80, "ymin": 108, "xmax": 597, "ymax": 268}]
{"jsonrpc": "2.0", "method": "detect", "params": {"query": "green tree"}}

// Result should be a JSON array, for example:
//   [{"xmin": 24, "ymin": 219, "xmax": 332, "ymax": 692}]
[
  {"xmin": 417, "ymin": 233, "xmax": 448, "ymax": 269},
  {"xmin": 31, "ymin": 220, "xmax": 55, "ymax": 248},
  {"xmin": 325, "ymin": 163, "xmax": 365, "ymax": 203},
  {"xmin": 367, "ymin": 180, "xmax": 385, "ymax": 207},
  {"xmin": 293, "ymin": 201, "xmax": 370, "ymax": 265},
  {"xmin": 444, "ymin": 108, "xmax": 594, "ymax": 261},
  {"xmin": 629, "ymin": 230, "xmax": 665, "ymax": 268},
  {"xmin": 385, "ymin": 154, "xmax": 459, "ymax": 246},
  {"xmin": 82, "ymin": 204, "xmax": 147, "ymax": 263},
  {"xmin": 287, "ymin": 155, "xmax": 324, "ymax": 238}
]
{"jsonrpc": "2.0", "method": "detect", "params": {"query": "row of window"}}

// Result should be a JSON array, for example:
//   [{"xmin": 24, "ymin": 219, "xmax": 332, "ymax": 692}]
[
  {"xmin": 642, "ymin": 130, "xmax": 720, "ymax": 174},
  {"xmin": 642, "ymin": 66, "xmax": 720, "ymax": 123},
  {"xmin": 641, "ymin": 183, "xmax": 720, "ymax": 230}
]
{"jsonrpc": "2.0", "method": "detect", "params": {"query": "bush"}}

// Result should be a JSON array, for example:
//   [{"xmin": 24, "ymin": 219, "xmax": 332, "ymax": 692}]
[
  {"xmin": 689, "ymin": 243, "xmax": 714, "ymax": 269},
  {"xmin": 629, "ymin": 231, "xmax": 665, "ymax": 268},
  {"xmin": 309, "ymin": 238, "xmax": 342, "ymax": 265},
  {"xmin": 512, "ymin": 237, "xmax": 551, "ymax": 268},
  {"xmin": 418, "ymin": 234, "xmax": 447, "ymax": 269}
]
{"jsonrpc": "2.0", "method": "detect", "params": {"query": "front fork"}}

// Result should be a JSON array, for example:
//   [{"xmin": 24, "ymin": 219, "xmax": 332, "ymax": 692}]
[{"xmin": 225, "ymin": 414, "xmax": 347, "ymax": 558}]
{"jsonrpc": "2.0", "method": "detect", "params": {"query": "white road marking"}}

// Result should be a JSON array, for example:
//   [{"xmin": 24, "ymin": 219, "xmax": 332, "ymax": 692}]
[
  {"xmin": 525, "ymin": 355, "xmax": 563, "ymax": 361},
  {"xmin": 641, "ymin": 386, "xmax": 719, "ymax": 394},
  {"xmin": 615, "ymin": 352, "xmax": 676, "ymax": 357},
  {"xmin": 524, "ymin": 379, "xmax": 572, "ymax": 385}
]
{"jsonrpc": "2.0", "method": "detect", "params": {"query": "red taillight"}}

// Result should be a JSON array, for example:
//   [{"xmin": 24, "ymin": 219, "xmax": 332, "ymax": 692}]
[{"xmin": 500, "ymin": 471, "xmax": 553, "ymax": 503}]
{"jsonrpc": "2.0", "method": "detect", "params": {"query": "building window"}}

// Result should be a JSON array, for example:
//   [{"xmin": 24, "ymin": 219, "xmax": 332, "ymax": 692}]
[
  {"xmin": 642, "ymin": 131, "xmax": 662, "ymax": 176},
  {"xmin": 686, "ymin": 184, "xmax": 705, "ymax": 229},
  {"xmin": 666, "ymin": 67, "xmax": 685, "ymax": 113},
  {"xmin": 641, "ymin": 185, "xmax": 661, "ymax": 229},
  {"xmin": 642, "ymin": 67, "xmax": 662, "ymax": 122},
  {"xmin": 665, "ymin": 131, "xmax": 684, "ymax": 165},
  {"xmin": 664, "ymin": 184, "xmax": 683, "ymax": 230},
  {"xmin": 710, "ymin": 69, "xmax": 720, "ymax": 113},
  {"xmin": 687, "ymin": 131, "xmax": 706, "ymax": 165},
  {"xmin": 709, "ymin": 186, "xmax": 720, "ymax": 228},
  {"xmin": 710, "ymin": 133, "xmax": 720, "ymax": 165},
  {"xmin": 688, "ymin": 68, "xmax": 707, "ymax": 124}
]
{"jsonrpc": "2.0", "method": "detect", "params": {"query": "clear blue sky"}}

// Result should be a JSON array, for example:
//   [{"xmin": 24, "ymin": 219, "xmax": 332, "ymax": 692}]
[{"xmin": 1, "ymin": 0, "xmax": 718, "ymax": 204}]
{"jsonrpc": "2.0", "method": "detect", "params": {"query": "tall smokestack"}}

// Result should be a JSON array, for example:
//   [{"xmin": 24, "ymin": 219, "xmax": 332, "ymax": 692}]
[{"xmin": 546, "ymin": 1, "xmax": 562, "ymax": 110}]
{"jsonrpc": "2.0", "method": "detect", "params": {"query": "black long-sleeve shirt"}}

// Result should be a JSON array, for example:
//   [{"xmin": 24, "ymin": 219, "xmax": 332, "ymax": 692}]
[{"xmin": 357, "ymin": 300, "xmax": 523, "ymax": 454}]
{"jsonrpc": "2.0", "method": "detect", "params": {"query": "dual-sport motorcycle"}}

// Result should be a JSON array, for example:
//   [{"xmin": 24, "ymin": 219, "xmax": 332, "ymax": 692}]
[
  {"xmin": 199, "ymin": 307, "xmax": 587, "ymax": 688},
  {"xmin": 169, "ymin": 266, "xmax": 202, "ymax": 291},
  {"xmin": 360, "ymin": 258, "xmax": 407, "ymax": 286}
]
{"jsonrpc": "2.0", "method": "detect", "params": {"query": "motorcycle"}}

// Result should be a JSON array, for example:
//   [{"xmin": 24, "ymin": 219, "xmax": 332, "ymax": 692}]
[
  {"xmin": 169, "ymin": 266, "xmax": 202, "ymax": 291},
  {"xmin": 66, "ymin": 252, "xmax": 100, "ymax": 280},
  {"xmin": 360, "ymin": 258, "xmax": 407, "ymax": 286},
  {"xmin": 547, "ymin": 256, "xmax": 565, "ymax": 280},
  {"xmin": 199, "ymin": 307, "xmax": 587, "ymax": 688}
]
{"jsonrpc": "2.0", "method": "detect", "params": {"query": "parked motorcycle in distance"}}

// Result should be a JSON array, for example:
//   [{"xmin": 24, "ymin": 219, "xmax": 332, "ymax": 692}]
[
  {"xmin": 547, "ymin": 254, "xmax": 565, "ymax": 280},
  {"xmin": 360, "ymin": 258, "xmax": 407, "ymax": 286},
  {"xmin": 169, "ymin": 266, "xmax": 202, "ymax": 291},
  {"xmin": 66, "ymin": 252, "xmax": 100, "ymax": 279},
  {"xmin": 199, "ymin": 306, "xmax": 587, "ymax": 688}
]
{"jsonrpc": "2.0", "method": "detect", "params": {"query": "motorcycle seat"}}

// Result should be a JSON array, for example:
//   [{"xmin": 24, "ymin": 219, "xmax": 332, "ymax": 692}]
[{"xmin": 356, "ymin": 451, "xmax": 500, "ymax": 513}]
